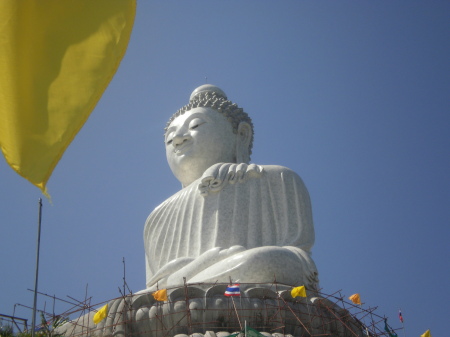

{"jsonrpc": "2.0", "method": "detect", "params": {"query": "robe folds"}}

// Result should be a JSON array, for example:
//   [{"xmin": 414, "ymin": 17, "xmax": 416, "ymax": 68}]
[{"xmin": 144, "ymin": 164, "xmax": 319, "ymax": 289}]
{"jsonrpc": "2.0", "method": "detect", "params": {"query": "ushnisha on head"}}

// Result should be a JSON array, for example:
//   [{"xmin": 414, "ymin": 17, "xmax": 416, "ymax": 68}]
[{"xmin": 165, "ymin": 85, "xmax": 254, "ymax": 187}]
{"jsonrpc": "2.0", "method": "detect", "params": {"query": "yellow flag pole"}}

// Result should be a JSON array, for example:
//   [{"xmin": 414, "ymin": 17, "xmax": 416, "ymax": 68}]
[{"xmin": 31, "ymin": 198, "xmax": 43, "ymax": 337}]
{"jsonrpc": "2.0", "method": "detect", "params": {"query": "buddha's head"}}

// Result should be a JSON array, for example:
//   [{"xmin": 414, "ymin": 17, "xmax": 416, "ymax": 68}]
[{"xmin": 165, "ymin": 84, "xmax": 254, "ymax": 187}]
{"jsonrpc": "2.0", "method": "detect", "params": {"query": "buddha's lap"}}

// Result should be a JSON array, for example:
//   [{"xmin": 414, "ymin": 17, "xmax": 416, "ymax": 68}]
[{"xmin": 165, "ymin": 245, "xmax": 311, "ymax": 286}]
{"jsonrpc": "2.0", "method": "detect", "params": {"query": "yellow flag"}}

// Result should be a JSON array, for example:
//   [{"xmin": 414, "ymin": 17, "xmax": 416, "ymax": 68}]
[
  {"xmin": 421, "ymin": 330, "xmax": 432, "ymax": 337},
  {"xmin": 152, "ymin": 289, "xmax": 168, "ymax": 302},
  {"xmin": 93, "ymin": 304, "xmax": 108, "ymax": 324},
  {"xmin": 348, "ymin": 293, "xmax": 361, "ymax": 305},
  {"xmin": 291, "ymin": 285, "xmax": 307, "ymax": 298},
  {"xmin": 0, "ymin": 0, "xmax": 136, "ymax": 196}
]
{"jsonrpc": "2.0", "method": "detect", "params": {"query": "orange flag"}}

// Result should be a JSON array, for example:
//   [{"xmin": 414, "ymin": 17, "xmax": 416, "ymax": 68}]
[
  {"xmin": 348, "ymin": 293, "xmax": 361, "ymax": 305},
  {"xmin": 152, "ymin": 289, "xmax": 168, "ymax": 302}
]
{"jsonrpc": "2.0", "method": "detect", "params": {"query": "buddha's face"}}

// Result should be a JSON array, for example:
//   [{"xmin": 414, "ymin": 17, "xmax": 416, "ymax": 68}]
[{"xmin": 165, "ymin": 107, "xmax": 237, "ymax": 187}]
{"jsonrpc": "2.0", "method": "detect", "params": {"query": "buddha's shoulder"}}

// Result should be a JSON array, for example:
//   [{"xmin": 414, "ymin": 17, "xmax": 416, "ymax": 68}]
[
  {"xmin": 259, "ymin": 164, "xmax": 296, "ymax": 173},
  {"xmin": 253, "ymin": 165, "xmax": 308, "ymax": 191},
  {"xmin": 258, "ymin": 164, "xmax": 303, "ymax": 178}
]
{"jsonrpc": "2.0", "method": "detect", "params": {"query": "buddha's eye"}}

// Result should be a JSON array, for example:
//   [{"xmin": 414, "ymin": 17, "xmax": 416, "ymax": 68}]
[
  {"xmin": 189, "ymin": 118, "xmax": 205, "ymax": 130},
  {"xmin": 165, "ymin": 132, "xmax": 174, "ymax": 145}
]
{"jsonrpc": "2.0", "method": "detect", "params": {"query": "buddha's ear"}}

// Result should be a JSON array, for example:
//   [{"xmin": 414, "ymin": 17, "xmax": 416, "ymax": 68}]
[{"xmin": 236, "ymin": 122, "xmax": 252, "ymax": 164}]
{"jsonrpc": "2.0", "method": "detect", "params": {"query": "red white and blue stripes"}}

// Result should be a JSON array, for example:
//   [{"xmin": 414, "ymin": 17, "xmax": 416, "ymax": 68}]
[{"xmin": 224, "ymin": 284, "xmax": 240, "ymax": 297}]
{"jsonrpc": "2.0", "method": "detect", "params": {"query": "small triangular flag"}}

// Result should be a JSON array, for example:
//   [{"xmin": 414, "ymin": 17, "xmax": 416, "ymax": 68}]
[
  {"xmin": 152, "ymin": 289, "xmax": 168, "ymax": 302},
  {"xmin": 420, "ymin": 330, "xmax": 432, "ymax": 337},
  {"xmin": 291, "ymin": 285, "xmax": 307, "ymax": 298},
  {"xmin": 348, "ymin": 293, "xmax": 361, "ymax": 305},
  {"xmin": 93, "ymin": 304, "xmax": 108, "ymax": 324}
]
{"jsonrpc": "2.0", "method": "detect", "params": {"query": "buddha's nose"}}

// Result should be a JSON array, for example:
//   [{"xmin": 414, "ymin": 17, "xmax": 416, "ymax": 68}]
[{"xmin": 172, "ymin": 132, "xmax": 191, "ymax": 147}]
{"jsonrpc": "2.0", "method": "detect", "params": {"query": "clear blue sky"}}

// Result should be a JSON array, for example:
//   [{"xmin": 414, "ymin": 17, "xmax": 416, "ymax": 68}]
[{"xmin": 1, "ymin": 1, "xmax": 449, "ymax": 336}]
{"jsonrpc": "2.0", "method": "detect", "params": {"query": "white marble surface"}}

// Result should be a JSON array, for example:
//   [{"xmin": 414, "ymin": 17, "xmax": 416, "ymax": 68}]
[{"xmin": 144, "ymin": 85, "xmax": 319, "ymax": 290}]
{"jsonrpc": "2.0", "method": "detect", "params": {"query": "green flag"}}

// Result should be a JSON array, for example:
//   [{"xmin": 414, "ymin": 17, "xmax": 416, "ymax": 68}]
[
  {"xmin": 384, "ymin": 319, "xmax": 398, "ymax": 337},
  {"xmin": 245, "ymin": 327, "xmax": 265, "ymax": 337}
]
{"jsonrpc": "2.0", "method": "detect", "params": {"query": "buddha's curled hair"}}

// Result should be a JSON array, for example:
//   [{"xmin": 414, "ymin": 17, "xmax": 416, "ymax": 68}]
[{"xmin": 165, "ymin": 91, "xmax": 254, "ymax": 158}]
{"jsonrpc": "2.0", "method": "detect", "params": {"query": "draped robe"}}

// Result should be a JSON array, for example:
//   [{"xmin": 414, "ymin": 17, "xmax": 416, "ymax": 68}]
[{"xmin": 144, "ymin": 164, "xmax": 319, "ymax": 289}]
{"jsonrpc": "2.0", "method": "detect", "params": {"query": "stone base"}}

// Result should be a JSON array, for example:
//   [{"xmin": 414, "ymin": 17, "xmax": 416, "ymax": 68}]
[{"xmin": 57, "ymin": 283, "xmax": 364, "ymax": 337}]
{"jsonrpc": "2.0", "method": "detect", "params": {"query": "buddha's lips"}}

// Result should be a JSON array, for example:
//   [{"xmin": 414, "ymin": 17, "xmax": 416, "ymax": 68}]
[{"xmin": 174, "ymin": 140, "xmax": 193, "ymax": 155}]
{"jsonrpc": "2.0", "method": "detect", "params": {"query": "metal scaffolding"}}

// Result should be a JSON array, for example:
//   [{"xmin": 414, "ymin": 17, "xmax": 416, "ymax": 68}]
[{"xmin": 8, "ymin": 282, "xmax": 400, "ymax": 337}]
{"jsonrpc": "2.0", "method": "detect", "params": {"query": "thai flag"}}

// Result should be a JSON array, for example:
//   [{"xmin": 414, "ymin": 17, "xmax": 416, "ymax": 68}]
[
  {"xmin": 224, "ymin": 284, "xmax": 240, "ymax": 297},
  {"xmin": 398, "ymin": 310, "xmax": 404, "ymax": 323}
]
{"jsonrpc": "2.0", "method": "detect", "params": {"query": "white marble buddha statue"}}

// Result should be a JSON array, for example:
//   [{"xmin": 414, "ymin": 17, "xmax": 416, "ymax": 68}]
[{"xmin": 143, "ymin": 84, "xmax": 319, "ymax": 291}]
